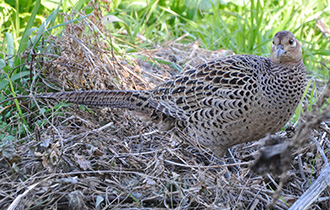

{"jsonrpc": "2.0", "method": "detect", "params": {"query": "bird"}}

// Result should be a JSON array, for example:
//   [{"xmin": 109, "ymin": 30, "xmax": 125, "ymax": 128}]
[{"xmin": 39, "ymin": 31, "xmax": 306, "ymax": 157}]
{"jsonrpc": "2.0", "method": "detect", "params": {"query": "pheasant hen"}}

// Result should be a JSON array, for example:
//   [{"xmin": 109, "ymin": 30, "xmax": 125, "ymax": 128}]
[{"xmin": 39, "ymin": 31, "xmax": 306, "ymax": 157}]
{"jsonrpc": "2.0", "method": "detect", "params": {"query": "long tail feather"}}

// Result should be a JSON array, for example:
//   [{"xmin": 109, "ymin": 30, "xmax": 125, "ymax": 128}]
[
  {"xmin": 38, "ymin": 90, "xmax": 150, "ymax": 110},
  {"xmin": 38, "ymin": 90, "xmax": 188, "ymax": 121}
]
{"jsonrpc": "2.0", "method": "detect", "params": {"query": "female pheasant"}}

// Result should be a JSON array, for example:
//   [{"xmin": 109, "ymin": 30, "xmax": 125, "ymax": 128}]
[{"xmin": 40, "ymin": 31, "xmax": 306, "ymax": 157}]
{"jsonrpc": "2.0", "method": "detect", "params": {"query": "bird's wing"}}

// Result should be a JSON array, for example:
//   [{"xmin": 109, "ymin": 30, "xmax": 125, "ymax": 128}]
[{"xmin": 151, "ymin": 55, "xmax": 269, "ymax": 118}]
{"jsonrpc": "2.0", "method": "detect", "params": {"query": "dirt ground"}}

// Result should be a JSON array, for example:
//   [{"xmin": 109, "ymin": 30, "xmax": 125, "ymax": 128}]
[{"xmin": 1, "ymin": 12, "xmax": 330, "ymax": 210}]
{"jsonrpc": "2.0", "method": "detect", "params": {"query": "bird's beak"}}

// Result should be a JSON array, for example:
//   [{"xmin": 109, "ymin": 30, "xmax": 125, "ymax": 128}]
[{"xmin": 276, "ymin": 44, "xmax": 286, "ymax": 59}]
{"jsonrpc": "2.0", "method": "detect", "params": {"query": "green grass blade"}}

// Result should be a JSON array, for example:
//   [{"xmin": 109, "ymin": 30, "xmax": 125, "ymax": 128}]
[
  {"xmin": 0, "ymin": 71, "xmax": 30, "ymax": 90},
  {"xmin": 15, "ymin": 0, "xmax": 41, "ymax": 67},
  {"xmin": 2, "ymin": 67, "xmax": 29, "ymax": 128},
  {"xmin": 73, "ymin": 0, "xmax": 87, "ymax": 12},
  {"xmin": 15, "ymin": 0, "xmax": 20, "ymax": 39},
  {"xmin": 6, "ymin": 33, "xmax": 14, "ymax": 68}
]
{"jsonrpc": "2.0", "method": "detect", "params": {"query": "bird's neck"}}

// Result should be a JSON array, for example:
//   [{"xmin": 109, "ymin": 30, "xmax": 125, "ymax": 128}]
[{"xmin": 270, "ymin": 59, "xmax": 306, "ymax": 75}]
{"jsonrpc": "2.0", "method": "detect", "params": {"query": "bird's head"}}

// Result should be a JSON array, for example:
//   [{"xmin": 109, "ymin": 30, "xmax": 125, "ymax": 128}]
[{"xmin": 270, "ymin": 31, "xmax": 302, "ymax": 64}]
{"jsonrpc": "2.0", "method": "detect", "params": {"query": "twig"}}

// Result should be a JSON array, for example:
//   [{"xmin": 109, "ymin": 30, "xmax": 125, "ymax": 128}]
[
  {"xmin": 312, "ymin": 134, "xmax": 329, "ymax": 164},
  {"xmin": 7, "ymin": 178, "xmax": 50, "ymax": 210},
  {"xmin": 289, "ymin": 163, "xmax": 330, "ymax": 210}
]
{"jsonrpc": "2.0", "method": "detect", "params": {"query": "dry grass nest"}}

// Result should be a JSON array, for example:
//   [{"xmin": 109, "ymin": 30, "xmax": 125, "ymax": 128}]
[{"xmin": 1, "ymin": 11, "xmax": 330, "ymax": 210}]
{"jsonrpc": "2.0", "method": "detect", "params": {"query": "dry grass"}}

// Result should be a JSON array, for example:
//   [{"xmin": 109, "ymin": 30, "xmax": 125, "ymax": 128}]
[{"xmin": 1, "ymin": 11, "xmax": 330, "ymax": 210}]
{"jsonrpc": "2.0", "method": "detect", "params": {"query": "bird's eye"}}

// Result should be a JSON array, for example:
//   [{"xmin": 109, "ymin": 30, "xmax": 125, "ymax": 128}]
[
  {"xmin": 272, "ymin": 41, "xmax": 275, "ymax": 44},
  {"xmin": 289, "ymin": 39, "xmax": 294, "ymax": 45}
]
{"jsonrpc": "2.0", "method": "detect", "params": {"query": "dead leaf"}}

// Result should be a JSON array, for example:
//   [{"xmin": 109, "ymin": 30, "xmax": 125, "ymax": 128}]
[{"xmin": 75, "ymin": 154, "xmax": 92, "ymax": 170}]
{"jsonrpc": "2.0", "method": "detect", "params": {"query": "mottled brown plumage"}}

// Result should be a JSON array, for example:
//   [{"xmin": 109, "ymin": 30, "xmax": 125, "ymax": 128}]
[{"xmin": 39, "ymin": 31, "xmax": 306, "ymax": 156}]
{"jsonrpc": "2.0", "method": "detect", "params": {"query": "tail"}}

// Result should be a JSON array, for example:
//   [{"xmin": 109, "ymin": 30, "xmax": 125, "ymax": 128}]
[
  {"xmin": 38, "ymin": 90, "xmax": 188, "ymax": 121},
  {"xmin": 38, "ymin": 90, "xmax": 151, "ymax": 110}
]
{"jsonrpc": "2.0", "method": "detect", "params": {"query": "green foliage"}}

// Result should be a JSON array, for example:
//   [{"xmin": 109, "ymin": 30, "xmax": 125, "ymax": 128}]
[
  {"xmin": 104, "ymin": 0, "xmax": 330, "ymax": 79},
  {"xmin": 0, "ymin": 0, "xmax": 89, "ymax": 138}
]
